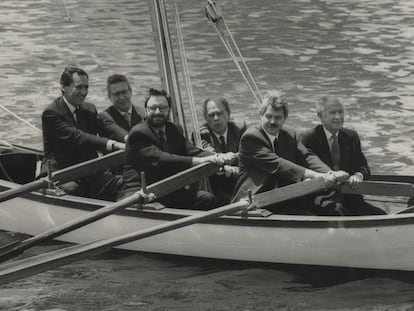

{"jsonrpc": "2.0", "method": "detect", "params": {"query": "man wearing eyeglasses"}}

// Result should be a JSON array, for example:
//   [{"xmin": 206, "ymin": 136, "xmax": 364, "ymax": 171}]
[
  {"xmin": 99, "ymin": 74, "xmax": 145, "ymax": 142},
  {"xmin": 196, "ymin": 96, "xmax": 246, "ymax": 204},
  {"xmin": 119, "ymin": 88, "xmax": 226, "ymax": 210},
  {"xmin": 41, "ymin": 67, "xmax": 125, "ymax": 201}
]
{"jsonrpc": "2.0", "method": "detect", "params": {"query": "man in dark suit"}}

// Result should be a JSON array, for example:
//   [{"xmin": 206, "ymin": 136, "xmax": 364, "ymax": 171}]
[
  {"xmin": 41, "ymin": 67, "xmax": 125, "ymax": 200},
  {"xmin": 119, "ymin": 88, "xmax": 227, "ymax": 210},
  {"xmin": 99, "ymin": 74, "xmax": 145, "ymax": 142},
  {"xmin": 197, "ymin": 96, "xmax": 246, "ymax": 204},
  {"xmin": 300, "ymin": 96, "xmax": 386, "ymax": 215},
  {"xmin": 232, "ymin": 90, "xmax": 347, "ymax": 214}
]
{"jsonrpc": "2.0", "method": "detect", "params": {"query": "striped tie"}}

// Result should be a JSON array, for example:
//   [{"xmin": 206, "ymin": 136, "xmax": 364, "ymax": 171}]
[{"xmin": 331, "ymin": 134, "xmax": 340, "ymax": 170}]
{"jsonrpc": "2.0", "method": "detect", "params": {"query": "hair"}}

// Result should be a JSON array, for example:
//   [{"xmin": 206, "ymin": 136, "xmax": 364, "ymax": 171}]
[
  {"xmin": 106, "ymin": 74, "xmax": 131, "ymax": 97},
  {"xmin": 259, "ymin": 90, "xmax": 289, "ymax": 118},
  {"xmin": 316, "ymin": 96, "xmax": 343, "ymax": 116},
  {"xmin": 202, "ymin": 96, "xmax": 231, "ymax": 117},
  {"xmin": 60, "ymin": 66, "xmax": 88, "ymax": 88},
  {"xmin": 144, "ymin": 88, "xmax": 172, "ymax": 108}
]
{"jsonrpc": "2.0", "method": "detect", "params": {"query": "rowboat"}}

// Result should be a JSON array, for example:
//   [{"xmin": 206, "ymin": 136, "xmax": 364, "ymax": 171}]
[
  {"xmin": 1, "ymin": 2, "xmax": 414, "ymax": 286},
  {"xmin": 1, "ymin": 145, "xmax": 414, "ymax": 273}
]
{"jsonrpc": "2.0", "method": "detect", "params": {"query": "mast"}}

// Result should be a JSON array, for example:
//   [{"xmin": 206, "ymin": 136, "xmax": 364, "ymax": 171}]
[{"xmin": 147, "ymin": 0, "xmax": 187, "ymax": 134}]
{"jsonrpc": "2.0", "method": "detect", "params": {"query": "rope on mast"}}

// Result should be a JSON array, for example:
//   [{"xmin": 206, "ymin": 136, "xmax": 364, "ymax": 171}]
[
  {"xmin": 205, "ymin": 0, "xmax": 262, "ymax": 107},
  {"xmin": 0, "ymin": 103, "xmax": 42, "ymax": 133},
  {"xmin": 169, "ymin": 0, "xmax": 202, "ymax": 147}
]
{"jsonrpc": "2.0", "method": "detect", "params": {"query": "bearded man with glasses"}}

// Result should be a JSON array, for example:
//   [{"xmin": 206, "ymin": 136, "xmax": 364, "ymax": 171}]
[{"xmin": 118, "ymin": 88, "xmax": 230, "ymax": 210}]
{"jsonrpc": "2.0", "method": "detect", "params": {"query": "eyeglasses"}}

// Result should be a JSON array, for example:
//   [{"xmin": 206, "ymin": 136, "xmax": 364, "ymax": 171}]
[
  {"xmin": 147, "ymin": 105, "xmax": 169, "ymax": 113},
  {"xmin": 111, "ymin": 90, "xmax": 130, "ymax": 98},
  {"xmin": 206, "ymin": 111, "xmax": 224, "ymax": 118}
]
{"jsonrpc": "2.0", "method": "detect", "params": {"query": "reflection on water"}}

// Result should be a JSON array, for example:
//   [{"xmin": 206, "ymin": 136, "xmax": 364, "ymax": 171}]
[{"xmin": 1, "ymin": 0, "xmax": 414, "ymax": 309}]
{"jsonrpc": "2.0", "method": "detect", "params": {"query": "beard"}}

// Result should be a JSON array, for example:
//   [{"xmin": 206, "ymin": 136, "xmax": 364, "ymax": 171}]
[{"xmin": 147, "ymin": 113, "xmax": 168, "ymax": 128}]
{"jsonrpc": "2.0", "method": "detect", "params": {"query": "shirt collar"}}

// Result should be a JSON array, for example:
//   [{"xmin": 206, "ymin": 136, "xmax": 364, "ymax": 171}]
[
  {"xmin": 262, "ymin": 124, "xmax": 279, "ymax": 145},
  {"xmin": 116, "ymin": 106, "xmax": 133, "ymax": 116},
  {"xmin": 212, "ymin": 128, "xmax": 228, "ymax": 143},
  {"xmin": 322, "ymin": 126, "xmax": 338, "ymax": 141},
  {"xmin": 63, "ymin": 96, "xmax": 77, "ymax": 114}
]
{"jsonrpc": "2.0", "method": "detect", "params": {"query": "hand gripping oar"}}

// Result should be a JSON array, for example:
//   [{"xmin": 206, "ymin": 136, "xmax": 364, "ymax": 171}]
[
  {"xmin": 0, "ymin": 150, "xmax": 125, "ymax": 203},
  {"xmin": 0, "ymin": 177, "xmax": 329, "ymax": 285},
  {"xmin": 0, "ymin": 162, "xmax": 220, "ymax": 263}
]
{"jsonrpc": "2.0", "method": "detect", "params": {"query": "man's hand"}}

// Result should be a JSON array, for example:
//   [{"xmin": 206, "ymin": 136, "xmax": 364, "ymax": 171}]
[
  {"xmin": 348, "ymin": 172, "xmax": 363, "ymax": 190},
  {"xmin": 107, "ymin": 139, "xmax": 126, "ymax": 151},
  {"xmin": 192, "ymin": 154, "xmax": 224, "ymax": 166},
  {"xmin": 218, "ymin": 152, "xmax": 238, "ymax": 164},
  {"xmin": 223, "ymin": 165, "xmax": 240, "ymax": 177},
  {"xmin": 331, "ymin": 170, "xmax": 349, "ymax": 183},
  {"xmin": 322, "ymin": 170, "xmax": 349, "ymax": 189},
  {"xmin": 113, "ymin": 142, "xmax": 126, "ymax": 150}
]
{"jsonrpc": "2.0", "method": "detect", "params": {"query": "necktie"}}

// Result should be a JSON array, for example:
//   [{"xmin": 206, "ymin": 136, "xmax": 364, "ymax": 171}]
[
  {"xmin": 124, "ymin": 112, "xmax": 131, "ymax": 127},
  {"xmin": 331, "ymin": 134, "xmax": 341, "ymax": 170},
  {"xmin": 73, "ymin": 106, "xmax": 80, "ymax": 124},
  {"xmin": 158, "ymin": 130, "xmax": 168, "ymax": 151},
  {"xmin": 219, "ymin": 135, "xmax": 226, "ymax": 152},
  {"xmin": 273, "ymin": 138, "xmax": 279, "ymax": 155}
]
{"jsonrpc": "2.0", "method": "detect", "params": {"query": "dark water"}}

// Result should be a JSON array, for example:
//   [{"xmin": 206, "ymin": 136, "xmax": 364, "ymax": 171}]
[{"xmin": 1, "ymin": 0, "xmax": 414, "ymax": 309}]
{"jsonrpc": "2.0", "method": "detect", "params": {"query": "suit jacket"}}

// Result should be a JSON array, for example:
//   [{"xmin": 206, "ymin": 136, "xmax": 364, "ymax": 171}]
[
  {"xmin": 198, "ymin": 121, "xmax": 246, "ymax": 204},
  {"xmin": 121, "ymin": 120, "xmax": 213, "ymax": 194},
  {"xmin": 300, "ymin": 125, "xmax": 370, "ymax": 179},
  {"xmin": 231, "ymin": 124, "xmax": 330, "ymax": 202},
  {"xmin": 199, "ymin": 121, "xmax": 246, "ymax": 153},
  {"xmin": 41, "ymin": 97, "xmax": 119, "ymax": 173},
  {"xmin": 98, "ymin": 105, "xmax": 144, "ymax": 141}
]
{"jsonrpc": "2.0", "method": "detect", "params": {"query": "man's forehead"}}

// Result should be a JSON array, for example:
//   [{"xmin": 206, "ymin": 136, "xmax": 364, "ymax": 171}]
[
  {"xmin": 207, "ymin": 100, "xmax": 224, "ymax": 111},
  {"xmin": 110, "ymin": 81, "xmax": 129, "ymax": 90},
  {"xmin": 72, "ymin": 73, "xmax": 88, "ymax": 84},
  {"xmin": 325, "ymin": 102, "xmax": 343, "ymax": 111},
  {"xmin": 148, "ymin": 95, "xmax": 168, "ymax": 105},
  {"xmin": 264, "ymin": 105, "xmax": 284, "ymax": 115}
]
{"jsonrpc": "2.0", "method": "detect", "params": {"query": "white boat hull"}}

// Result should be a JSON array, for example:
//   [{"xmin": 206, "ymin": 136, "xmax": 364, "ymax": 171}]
[{"xmin": 1, "ymin": 179, "xmax": 414, "ymax": 271}]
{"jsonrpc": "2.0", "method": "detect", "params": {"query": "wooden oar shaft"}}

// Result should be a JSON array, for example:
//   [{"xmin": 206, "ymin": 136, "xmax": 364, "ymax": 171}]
[
  {"xmin": 0, "ymin": 162, "xmax": 220, "ymax": 262},
  {"xmin": 0, "ymin": 200, "xmax": 249, "ymax": 285},
  {"xmin": 253, "ymin": 177, "xmax": 326, "ymax": 209},
  {"xmin": 0, "ymin": 150, "xmax": 124, "ymax": 202},
  {"xmin": 52, "ymin": 149, "xmax": 124, "ymax": 184},
  {"xmin": 0, "ymin": 179, "xmax": 48, "ymax": 203}
]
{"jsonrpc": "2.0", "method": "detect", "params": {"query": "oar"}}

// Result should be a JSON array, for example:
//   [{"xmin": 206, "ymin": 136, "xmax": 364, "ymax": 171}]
[
  {"xmin": 340, "ymin": 180, "xmax": 414, "ymax": 197},
  {"xmin": 0, "ymin": 150, "xmax": 125, "ymax": 203},
  {"xmin": 0, "ymin": 162, "xmax": 220, "ymax": 263},
  {"xmin": 0, "ymin": 177, "xmax": 328, "ymax": 285}
]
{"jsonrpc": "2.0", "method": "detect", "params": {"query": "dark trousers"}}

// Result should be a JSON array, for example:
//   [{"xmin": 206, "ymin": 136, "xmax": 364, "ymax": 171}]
[
  {"xmin": 62, "ymin": 171, "xmax": 123, "ymax": 201},
  {"xmin": 209, "ymin": 174, "xmax": 238, "ymax": 205},
  {"xmin": 159, "ymin": 187, "xmax": 219, "ymax": 210}
]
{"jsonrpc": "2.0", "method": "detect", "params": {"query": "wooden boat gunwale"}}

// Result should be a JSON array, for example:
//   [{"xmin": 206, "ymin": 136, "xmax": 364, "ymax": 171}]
[{"xmin": 1, "ymin": 175, "xmax": 414, "ymax": 230}]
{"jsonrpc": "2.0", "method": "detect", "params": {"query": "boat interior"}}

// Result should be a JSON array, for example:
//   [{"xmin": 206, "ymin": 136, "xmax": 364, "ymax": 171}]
[{"xmin": 1, "ymin": 144, "xmax": 413, "ymax": 217}]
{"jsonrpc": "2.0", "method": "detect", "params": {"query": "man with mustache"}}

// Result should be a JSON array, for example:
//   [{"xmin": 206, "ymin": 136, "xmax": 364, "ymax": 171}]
[
  {"xmin": 300, "ymin": 96, "xmax": 386, "ymax": 215},
  {"xmin": 119, "ymin": 88, "xmax": 227, "ymax": 210},
  {"xmin": 231, "ymin": 90, "xmax": 348, "ymax": 215},
  {"xmin": 41, "ymin": 66, "xmax": 125, "ymax": 200}
]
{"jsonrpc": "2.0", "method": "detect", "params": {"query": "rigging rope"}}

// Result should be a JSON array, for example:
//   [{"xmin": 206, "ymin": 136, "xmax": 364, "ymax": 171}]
[
  {"xmin": 0, "ymin": 103, "xmax": 42, "ymax": 133},
  {"xmin": 205, "ymin": 0, "xmax": 263, "ymax": 107},
  {"xmin": 168, "ymin": 0, "xmax": 202, "ymax": 147}
]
